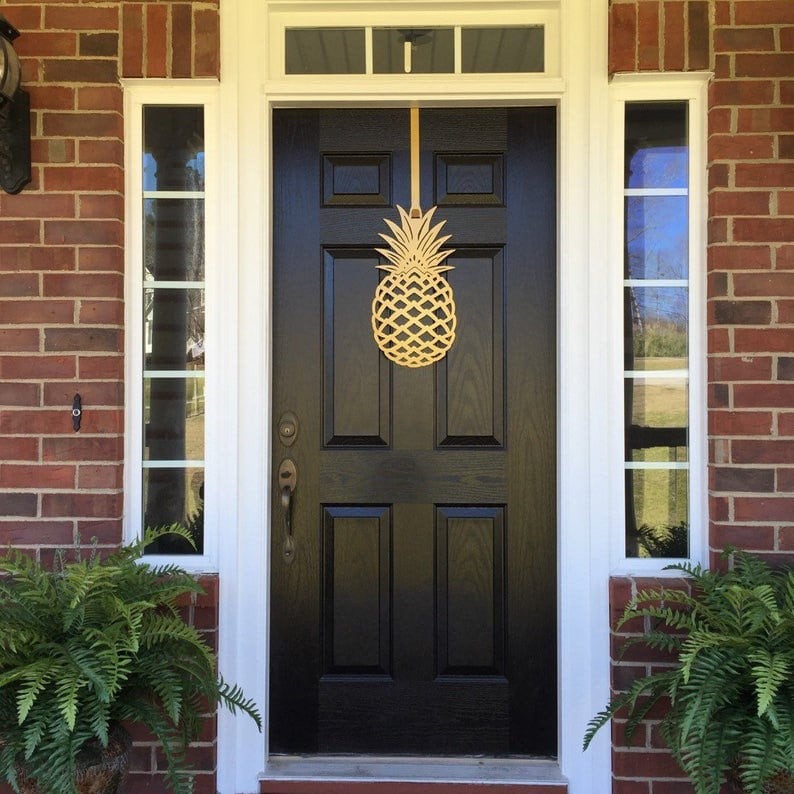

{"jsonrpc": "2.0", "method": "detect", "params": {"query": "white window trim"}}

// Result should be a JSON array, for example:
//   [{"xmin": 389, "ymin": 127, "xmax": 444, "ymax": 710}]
[
  {"xmin": 122, "ymin": 79, "xmax": 221, "ymax": 574},
  {"xmin": 215, "ymin": 2, "xmax": 615, "ymax": 794},
  {"xmin": 608, "ymin": 72, "xmax": 711, "ymax": 576},
  {"xmin": 265, "ymin": 2, "xmax": 561, "ymax": 82}
]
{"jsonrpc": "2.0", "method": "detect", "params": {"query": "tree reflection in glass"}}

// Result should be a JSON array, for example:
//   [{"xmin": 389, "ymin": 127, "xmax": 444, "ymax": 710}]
[
  {"xmin": 142, "ymin": 106, "xmax": 205, "ymax": 555},
  {"xmin": 623, "ymin": 102, "xmax": 690, "ymax": 558}
]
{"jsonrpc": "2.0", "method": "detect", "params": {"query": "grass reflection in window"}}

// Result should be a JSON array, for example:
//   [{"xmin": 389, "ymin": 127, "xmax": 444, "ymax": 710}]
[{"xmin": 623, "ymin": 102, "xmax": 690, "ymax": 559}]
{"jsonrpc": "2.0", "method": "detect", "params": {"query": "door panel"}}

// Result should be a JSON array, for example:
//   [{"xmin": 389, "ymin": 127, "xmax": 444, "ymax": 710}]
[
  {"xmin": 437, "ymin": 249, "xmax": 504, "ymax": 446},
  {"xmin": 323, "ymin": 250, "xmax": 390, "ymax": 446},
  {"xmin": 271, "ymin": 107, "xmax": 556, "ymax": 757}
]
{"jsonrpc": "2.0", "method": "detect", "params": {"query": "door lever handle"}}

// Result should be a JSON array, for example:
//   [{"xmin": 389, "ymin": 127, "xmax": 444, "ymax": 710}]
[
  {"xmin": 278, "ymin": 459, "xmax": 297, "ymax": 564},
  {"xmin": 281, "ymin": 483, "xmax": 293, "ymax": 514}
]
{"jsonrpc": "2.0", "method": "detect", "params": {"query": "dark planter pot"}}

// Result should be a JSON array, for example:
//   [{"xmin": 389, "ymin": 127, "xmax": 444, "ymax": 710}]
[
  {"xmin": 16, "ymin": 722, "xmax": 131, "ymax": 794},
  {"xmin": 726, "ymin": 768, "xmax": 794, "ymax": 794},
  {"xmin": 761, "ymin": 772, "xmax": 794, "ymax": 794}
]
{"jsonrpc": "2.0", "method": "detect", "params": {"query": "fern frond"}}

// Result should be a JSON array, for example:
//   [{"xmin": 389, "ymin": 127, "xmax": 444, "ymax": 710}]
[
  {"xmin": 216, "ymin": 677, "xmax": 263, "ymax": 729},
  {"xmin": 115, "ymin": 698, "xmax": 194, "ymax": 794},
  {"xmin": 54, "ymin": 663, "xmax": 82, "ymax": 730},
  {"xmin": 138, "ymin": 614, "xmax": 214, "ymax": 666},
  {"xmin": 583, "ymin": 697, "xmax": 625, "ymax": 751},
  {"xmin": 5, "ymin": 660, "xmax": 58, "ymax": 724},
  {"xmin": 737, "ymin": 718, "xmax": 783, "ymax": 794},
  {"xmin": 21, "ymin": 710, "xmax": 47, "ymax": 758},
  {"xmin": 83, "ymin": 698, "xmax": 111, "ymax": 746},
  {"xmin": 673, "ymin": 714, "xmax": 738, "ymax": 794},
  {"xmin": 582, "ymin": 670, "xmax": 669, "ymax": 751},
  {"xmin": 749, "ymin": 649, "xmax": 792, "ymax": 716}
]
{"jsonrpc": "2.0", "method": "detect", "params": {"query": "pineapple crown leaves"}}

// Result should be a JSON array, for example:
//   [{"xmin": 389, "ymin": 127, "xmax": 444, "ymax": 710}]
[
  {"xmin": 376, "ymin": 205, "xmax": 455, "ymax": 273},
  {"xmin": 584, "ymin": 548, "xmax": 794, "ymax": 794},
  {"xmin": 0, "ymin": 525, "xmax": 261, "ymax": 794}
]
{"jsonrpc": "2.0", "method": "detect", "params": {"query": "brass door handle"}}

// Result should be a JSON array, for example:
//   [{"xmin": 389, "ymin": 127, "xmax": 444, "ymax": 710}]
[{"xmin": 278, "ymin": 459, "xmax": 297, "ymax": 564}]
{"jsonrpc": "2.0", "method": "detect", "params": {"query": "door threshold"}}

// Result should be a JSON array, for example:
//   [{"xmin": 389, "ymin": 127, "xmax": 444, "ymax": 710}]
[{"xmin": 261, "ymin": 756, "xmax": 567, "ymax": 790}]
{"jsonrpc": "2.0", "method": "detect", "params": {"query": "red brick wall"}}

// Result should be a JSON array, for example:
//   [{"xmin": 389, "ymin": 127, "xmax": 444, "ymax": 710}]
[
  {"xmin": 609, "ymin": 0, "xmax": 711, "ymax": 73},
  {"xmin": 0, "ymin": 0, "xmax": 125, "ymax": 555},
  {"xmin": 126, "ymin": 576, "xmax": 220, "ymax": 794},
  {"xmin": 609, "ymin": 1, "xmax": 794, "ymax": 791},
  {"xmin": 609, "ymin": 579, "xmax": 693, "ymax": 794},
  {"xmin": 0, "ymin": 4, "xmax": 219, "ymax": 793},
  {"xmin": 708, "ymin": 0, "xmax": 794, "ymax": 564},
  {"xmin": 0, "ymin": 0, "xmax": 218, "ymax": 557}
]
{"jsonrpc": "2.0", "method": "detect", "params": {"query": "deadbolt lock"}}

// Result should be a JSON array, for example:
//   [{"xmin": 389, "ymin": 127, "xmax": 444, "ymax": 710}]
[{"xmin": 278, "ymin": 411, "xmax": 299, "ymax": 447}]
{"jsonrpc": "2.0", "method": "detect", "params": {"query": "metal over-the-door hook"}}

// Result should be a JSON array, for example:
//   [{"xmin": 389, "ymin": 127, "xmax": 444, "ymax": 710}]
[{"xmin": 71, "ymin": 393, "xmax": 82, "ymax": 432}]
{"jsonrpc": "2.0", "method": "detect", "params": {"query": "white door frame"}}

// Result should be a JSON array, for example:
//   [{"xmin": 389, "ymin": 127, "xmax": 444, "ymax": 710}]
[{"xmin": 215, "ymin": 2, "xmax": 613, "ymax": 792}]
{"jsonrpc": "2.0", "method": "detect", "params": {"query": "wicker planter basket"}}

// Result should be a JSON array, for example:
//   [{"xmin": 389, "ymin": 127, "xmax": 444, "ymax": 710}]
[
  {"xmin": 16, "ymin": 722, "xmax": 131, "ymax": 794},
  {"xmin": 726, "ymin": 769, "xmax": 794, "ymax": 794}
]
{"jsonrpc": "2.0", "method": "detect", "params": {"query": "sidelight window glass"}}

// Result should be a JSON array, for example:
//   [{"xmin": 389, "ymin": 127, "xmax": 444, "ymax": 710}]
[
  {"xmin": 623, "ymin": 100, "xmax": 692, "ymax": 560},
  {"xmin": 140, "ymin": 105, "xmax": 206, "ymax": 555}
]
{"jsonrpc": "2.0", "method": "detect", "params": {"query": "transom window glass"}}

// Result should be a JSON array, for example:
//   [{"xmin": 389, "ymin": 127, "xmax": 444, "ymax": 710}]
[
  {"xmin": 141, "ymin": 106, "xmax": 206, "ymax": 555},
  {"xmin": 372, "ymin": 28, "xmax": 454, "ymax": 74},
  {"xmin": 286, "ymin": 28, "xmax": 366, "ymax": 74},
  {"xmin": 623, "ymin": 102, "xmax": 690, "ymax": 559},
  {"xmin": 461, "ymin": 26, "xmax": 543, "ymax": 73},
  {"xmin": 285, "ymin": 26, "xmax": 545, "ymax": 75}
]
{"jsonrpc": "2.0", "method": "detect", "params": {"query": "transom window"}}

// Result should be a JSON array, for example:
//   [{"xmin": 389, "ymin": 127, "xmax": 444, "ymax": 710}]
[
  {"xmin": 285, "ymin": 25, "xmax": 544, "ymax": 75},
  {"xmin": 266, "ymin": 3, "xmax": 560, "ymax": 81}
]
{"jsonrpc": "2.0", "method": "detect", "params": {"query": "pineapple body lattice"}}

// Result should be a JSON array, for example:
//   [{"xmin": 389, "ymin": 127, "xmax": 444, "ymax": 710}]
[
  {"xmin": 372, "ymin": 205, "xmax": 457, "ymax": 368},
  {"xmin": 372, "ymin": 266, "xmax": 457, "ymax": 368}
]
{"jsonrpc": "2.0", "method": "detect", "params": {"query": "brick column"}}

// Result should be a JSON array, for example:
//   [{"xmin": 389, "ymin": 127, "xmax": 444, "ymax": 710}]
[
  {"xmin": 0, "ymin": 4, "xmax": 221, "ymax": 793},
  {"xmin": 707, "ymin": 0, "xmax": 794, "ymax": 563}
]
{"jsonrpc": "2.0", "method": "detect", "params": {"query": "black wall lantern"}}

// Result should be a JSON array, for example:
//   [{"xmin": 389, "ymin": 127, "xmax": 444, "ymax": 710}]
[{"xmin": 0, "ymin": 15, "xmax": 31, "ymax": 195}]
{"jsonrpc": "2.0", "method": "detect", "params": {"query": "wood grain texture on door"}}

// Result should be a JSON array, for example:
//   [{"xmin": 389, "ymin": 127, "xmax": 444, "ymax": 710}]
[{"xmin": 271, "ymin": 107, "xmax": 557, "ymax": 757}]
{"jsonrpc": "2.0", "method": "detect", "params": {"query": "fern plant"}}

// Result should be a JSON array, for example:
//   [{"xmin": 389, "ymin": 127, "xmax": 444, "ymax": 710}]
[
  {"xmin": 0, "ymin": 527, "xmax": 261, "ymax": 794},
  {"xmin": 583, "ymin": 549, "xmax": 794, "ymax": 794}
]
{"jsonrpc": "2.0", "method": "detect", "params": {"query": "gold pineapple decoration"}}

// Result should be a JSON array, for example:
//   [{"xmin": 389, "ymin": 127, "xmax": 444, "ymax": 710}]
[
  {"xmin": 372, "ymin": 205, "xmax": 456, "ymax": 368},
  {"xmin": 371, "ymin": 109, "xmax": 457, "ymax": 368}
]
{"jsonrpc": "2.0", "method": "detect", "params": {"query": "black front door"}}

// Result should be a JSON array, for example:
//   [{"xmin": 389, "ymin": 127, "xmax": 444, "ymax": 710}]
[{"xmin": 270, "ymin": 107, "xmax": 557, "ymax": 757}]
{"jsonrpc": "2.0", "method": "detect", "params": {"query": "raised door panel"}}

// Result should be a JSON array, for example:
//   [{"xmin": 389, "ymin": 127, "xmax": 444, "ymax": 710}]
[
  {"xmin": 323, "ymin": 154, "xmax": 391, "ymax": 207},
  {"xmin": 436, "ymin": 506, "xmax": 505, "ymax": 675},
  {"xmin": 436, "ymin": 250, "xmax": 504, "ymax": 447},
  {"xmin": 322, "ymin": 505, "xmax": 391, "ymax": 674},
  {"xmin": 323, "ymin": 250, "xmax": 391, "ymax": 446}
]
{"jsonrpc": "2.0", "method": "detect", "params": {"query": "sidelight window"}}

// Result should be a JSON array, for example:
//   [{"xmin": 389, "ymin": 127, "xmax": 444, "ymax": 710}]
[
  {"xmin": 611, "ymin": 76, "xmax": 708, "ymax": 567},
  {"xmin": 123, "ymin": 81, "xmax": 219, "ymax": 567}
]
